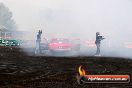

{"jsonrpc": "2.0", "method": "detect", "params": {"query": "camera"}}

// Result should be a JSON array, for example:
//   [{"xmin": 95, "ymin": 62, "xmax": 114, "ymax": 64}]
[{"xmin": 99, "ymin": 35, "xmax": 105, "ymax": 40}]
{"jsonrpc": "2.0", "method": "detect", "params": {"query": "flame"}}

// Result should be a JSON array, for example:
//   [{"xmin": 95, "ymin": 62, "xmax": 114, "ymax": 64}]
[{"xmin": 78, "ymin": 65, "xmax": 86, "ymax": 76}]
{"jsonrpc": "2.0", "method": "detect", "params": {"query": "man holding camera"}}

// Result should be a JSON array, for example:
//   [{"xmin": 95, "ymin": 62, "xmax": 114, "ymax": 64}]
[{"xmin": 95, "ymin": 32, "xmax": 105, "ymax": 56}]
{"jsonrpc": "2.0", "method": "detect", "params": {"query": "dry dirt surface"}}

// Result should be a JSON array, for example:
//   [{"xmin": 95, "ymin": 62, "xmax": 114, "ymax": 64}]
[{"xmin": 0, "ymin": 47, "xmax": 132, "ymax": 88}]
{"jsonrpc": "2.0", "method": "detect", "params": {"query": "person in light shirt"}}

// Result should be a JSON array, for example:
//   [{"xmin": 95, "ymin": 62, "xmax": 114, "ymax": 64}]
[
  {"xmin": 35, "ymin": 30, "xmax": 42, "ymax": 54},
  {"xmin": 95, "ymin": 32, "xmax": 105, "ymax": 56}
]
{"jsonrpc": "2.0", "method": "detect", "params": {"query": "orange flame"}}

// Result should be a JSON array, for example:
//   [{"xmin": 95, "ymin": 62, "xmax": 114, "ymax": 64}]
[{"xmin": 78, "ymin": 65, "xmax": 86, "ymax": 76}]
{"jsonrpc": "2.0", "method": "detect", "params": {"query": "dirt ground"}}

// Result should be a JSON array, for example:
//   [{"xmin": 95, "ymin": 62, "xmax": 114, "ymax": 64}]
[{"xmin": 0, "ymin": 47, "xmax": 132, "ymax": 88}]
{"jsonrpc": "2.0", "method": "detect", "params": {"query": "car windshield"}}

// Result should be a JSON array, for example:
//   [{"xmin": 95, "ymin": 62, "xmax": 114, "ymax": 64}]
[{"xmin": 51, "ymin": 39, "xmax": 69, "ymax": 43}]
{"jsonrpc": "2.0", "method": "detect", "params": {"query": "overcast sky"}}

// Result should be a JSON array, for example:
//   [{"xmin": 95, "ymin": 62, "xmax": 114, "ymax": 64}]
[
  {"xmin": 0, "ymin": 0, "xmax": 68, "ymax": 31},
  {"xmin": 1, "ymin": 0, "xmax": 132, "ymax": 39}
]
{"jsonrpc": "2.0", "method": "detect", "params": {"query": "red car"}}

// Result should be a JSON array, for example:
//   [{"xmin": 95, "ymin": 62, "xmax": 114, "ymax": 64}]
[{"xmin": 48, "ymin": 38, "xmax": 72, "ymax": 53}]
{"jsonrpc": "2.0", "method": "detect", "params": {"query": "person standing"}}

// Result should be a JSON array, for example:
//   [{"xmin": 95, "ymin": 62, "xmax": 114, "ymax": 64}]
[
  {"xmin": 95, "ymin": 32, "xmax": 105, "ymax": 56},
  {"xmin": 35, "ymin": 30, "xmax": 42, "ymax": 54}
]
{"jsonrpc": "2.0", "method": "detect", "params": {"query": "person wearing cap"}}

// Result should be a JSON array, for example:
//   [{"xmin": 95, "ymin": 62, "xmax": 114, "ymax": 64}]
[{"xmin": 95, "ymin": 32, "xmax": 105, "ymax": 56}]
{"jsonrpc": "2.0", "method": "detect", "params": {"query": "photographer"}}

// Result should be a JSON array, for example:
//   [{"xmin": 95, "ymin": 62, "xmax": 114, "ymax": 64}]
[{"xmin": 95, "ymin": 32, "xmax": 105, "ymax": 56}]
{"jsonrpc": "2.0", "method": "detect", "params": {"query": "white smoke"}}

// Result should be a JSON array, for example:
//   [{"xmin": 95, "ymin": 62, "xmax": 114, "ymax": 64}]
[{"xmin": 1, "ymin": 0, "xmax": 132, "ymax": 57}]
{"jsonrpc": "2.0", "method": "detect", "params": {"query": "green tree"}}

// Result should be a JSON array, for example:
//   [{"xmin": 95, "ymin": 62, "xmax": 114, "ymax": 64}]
[{"xmin": 0, "ymin": 3, "xmax": 17, "ymax": 31}]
